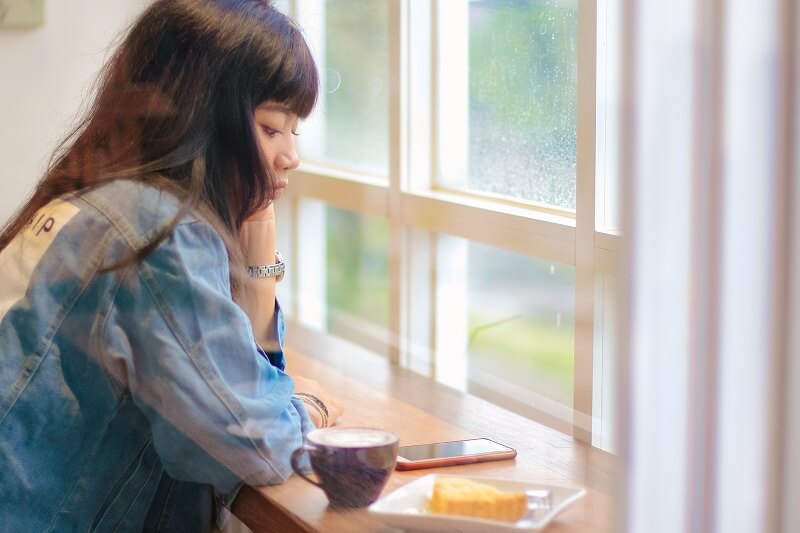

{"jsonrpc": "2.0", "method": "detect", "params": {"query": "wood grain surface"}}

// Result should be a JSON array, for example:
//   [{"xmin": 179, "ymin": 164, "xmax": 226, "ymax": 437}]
[{"xmin": 231, "ymin": 346, "xmax": 615, "ymax": 532}]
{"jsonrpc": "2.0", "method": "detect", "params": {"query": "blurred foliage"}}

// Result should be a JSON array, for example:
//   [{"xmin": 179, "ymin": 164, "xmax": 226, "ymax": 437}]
[
  {"xmin": 325, "ymin": 207, "xmax": 390, "ymax": 330},
  {"xmin": 321, "ymin": 0, "xmax": 577, "ymax": 203},
  {"xmin": 323, "ymin": 1, "xmax": 391, "ymax": 331},
  {"xmin": 469, "ymin": 0, "xmax": 578, "ymax": 208},
  {"xmin": 321, "ymin": 0, "xmax": 577, "ymax": 410},
  {"xmin": 470, "ymin": 0, "xmax": 576, "ymax": 130},
  {"xmin": 469, "ymin": 313, "xmax": 575, "ymax": 406},
  {"xmin": 466, "ymin": 241, "xmax": 575, "ymax": 406},
  {"xmin": 324, "ymin": 0, "xmax": 389, "ymax": 173}
]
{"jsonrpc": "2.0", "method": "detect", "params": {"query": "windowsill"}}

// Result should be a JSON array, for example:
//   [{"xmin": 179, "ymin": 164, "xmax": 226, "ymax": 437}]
[{"xmin": 287, "ymin": 165, "xmax": 580, "ymax": 265}]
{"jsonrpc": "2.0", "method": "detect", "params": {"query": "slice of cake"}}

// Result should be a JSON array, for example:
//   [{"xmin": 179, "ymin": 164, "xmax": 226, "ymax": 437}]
[{"xmin": 428, "ymin": 477, "xmax": 528, "ymax": 522}]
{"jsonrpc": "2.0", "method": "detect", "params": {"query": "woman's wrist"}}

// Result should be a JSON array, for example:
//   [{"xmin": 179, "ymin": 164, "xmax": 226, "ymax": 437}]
[
  {"xmin": 295, "ymin": 392, "xmax": 329, "ymax": 428},
  {"xmin": 239, "ymin": 218, "xmax": 279, "ymax": 343},
  {"xmin": 240, "ymin": 219, "xmax": 277, "ymax": 265}
]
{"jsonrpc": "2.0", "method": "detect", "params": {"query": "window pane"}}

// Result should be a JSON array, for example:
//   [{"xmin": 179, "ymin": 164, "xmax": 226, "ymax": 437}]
[
  {"xmin": 437, "ymin": 0, "xmax": 578, "ymax": 209},
  {"xmin": 467, "ymin": 242, "xmax": 575, "ymax": 421},
  {"xmin": 431, "ymin": 235, "xmax": 576, "ymax": 429},
  {"xmin": 325, "ymin": 205, "xmax": 390, "ymax": 355},
  {"xmin": 298, "ymin": 0, "xmax": 389, "ymax": 177}
]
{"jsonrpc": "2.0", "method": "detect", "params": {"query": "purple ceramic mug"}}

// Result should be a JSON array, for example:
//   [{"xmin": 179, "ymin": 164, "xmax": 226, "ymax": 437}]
[{"xmin": 290, "ymin": 426, "xmax": 399, "ymax": 508}]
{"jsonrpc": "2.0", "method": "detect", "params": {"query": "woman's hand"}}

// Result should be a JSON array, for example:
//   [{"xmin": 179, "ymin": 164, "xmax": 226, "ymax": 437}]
[{"xmin": 293, "ymin": 375, "xmax": 344, "ymax": 428}]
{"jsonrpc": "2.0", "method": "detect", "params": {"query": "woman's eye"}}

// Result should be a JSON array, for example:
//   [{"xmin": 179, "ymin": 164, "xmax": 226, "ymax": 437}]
[{"xmin": 262, "ymin": 126, "xmax": 280, "ymax": 138}]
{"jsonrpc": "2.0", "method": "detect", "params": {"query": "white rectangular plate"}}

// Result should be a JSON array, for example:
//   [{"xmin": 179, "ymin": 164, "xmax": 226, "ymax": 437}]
[{"xmin": 368, "ymin": 474, "xmax": 586, "ymax": 532}]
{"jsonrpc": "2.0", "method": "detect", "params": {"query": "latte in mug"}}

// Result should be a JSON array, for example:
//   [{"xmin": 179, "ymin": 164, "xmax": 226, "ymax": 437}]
[
  {"xmin": 309, "ymin": 427, "xmax": 397, "ymax": 447},
  {"xmin": 291, "ymin": 426, "xmax": 399, "ymax": 508}
]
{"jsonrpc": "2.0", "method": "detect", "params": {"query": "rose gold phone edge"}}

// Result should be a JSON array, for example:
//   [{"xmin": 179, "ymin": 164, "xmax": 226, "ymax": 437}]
[{"xmin": 394, "ymin": 439, "xmax": 517, "ymax": 471}]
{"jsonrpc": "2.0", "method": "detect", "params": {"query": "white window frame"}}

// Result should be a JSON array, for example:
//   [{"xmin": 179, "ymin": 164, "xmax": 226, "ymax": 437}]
[{"xmin": 280, "ymin": 0, "xmax": 620, "ymax": 446}]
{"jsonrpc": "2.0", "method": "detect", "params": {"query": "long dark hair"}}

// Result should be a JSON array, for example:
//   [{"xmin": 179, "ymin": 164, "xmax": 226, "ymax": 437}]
[{"xmin": 0, "ymin": 0, "xmax": 318, "ymax": 290}]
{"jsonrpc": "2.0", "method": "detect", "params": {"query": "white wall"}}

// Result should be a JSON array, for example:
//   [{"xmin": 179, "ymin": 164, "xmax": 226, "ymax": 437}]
[{"xmin": 0, "ymin": 0, "xmax": 148, "ymax": 224}]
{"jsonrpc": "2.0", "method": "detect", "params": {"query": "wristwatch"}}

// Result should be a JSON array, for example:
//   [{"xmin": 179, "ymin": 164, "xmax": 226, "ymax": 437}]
[{"xmin": 246, "ymin": 250, "xmax": 285, "ymax": 281}]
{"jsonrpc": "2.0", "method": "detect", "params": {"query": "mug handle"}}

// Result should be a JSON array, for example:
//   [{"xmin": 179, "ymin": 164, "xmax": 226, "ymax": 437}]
[{"xmin": 290, "ymin": 445, "xmax": 323, "ymax": 489}]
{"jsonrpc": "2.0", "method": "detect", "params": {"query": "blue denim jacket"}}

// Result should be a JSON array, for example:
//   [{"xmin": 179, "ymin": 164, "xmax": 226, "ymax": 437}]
[{"xmin": 0, "ymin": 181, "xmax": 313, "ymax": 532}]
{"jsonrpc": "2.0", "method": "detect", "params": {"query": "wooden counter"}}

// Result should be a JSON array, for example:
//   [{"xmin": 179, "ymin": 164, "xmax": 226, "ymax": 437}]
[{"xmin": 232, "ymin": 346, "xmax": 616, "ymax": 532}]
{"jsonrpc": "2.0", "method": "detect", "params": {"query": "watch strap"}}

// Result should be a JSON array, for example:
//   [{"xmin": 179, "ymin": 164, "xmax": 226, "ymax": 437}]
[{"xmin": 247, "ymin": 250, "xmax": 285, "ymax": 279}]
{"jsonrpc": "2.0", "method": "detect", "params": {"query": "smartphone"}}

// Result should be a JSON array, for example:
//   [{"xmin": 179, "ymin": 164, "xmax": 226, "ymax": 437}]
[{"xmin": 395, "ymin": 438, "xmax": 517, "ymax": 471}]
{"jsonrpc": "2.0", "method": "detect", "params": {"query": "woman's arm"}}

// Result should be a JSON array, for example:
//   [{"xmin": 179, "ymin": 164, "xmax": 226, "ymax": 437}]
[
  {"xmin": 239, "ymin": 204, "xmax": 279, "ymax": 349},
  {"xmin": 113, "ymin": 219, "xmax": 306, "ymax": 493},
  {"xmin": 239, "ymin": 204, "xmax": 343, "ymax": 428}
]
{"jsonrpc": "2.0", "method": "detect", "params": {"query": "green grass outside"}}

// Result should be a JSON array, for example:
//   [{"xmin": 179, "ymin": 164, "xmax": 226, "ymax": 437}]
[{"xmin": 469, "ymin": 312, "xmax": 574, "ymax": 405}]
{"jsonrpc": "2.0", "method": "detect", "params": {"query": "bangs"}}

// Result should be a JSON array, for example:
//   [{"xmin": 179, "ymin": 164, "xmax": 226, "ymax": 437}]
[{"xmin": 262, "ymin": 27, "xmax": 319, "ymax": 119}]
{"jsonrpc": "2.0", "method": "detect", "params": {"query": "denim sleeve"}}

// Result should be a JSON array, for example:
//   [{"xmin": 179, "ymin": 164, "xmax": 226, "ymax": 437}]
[{"xmin": 104, "ymin": 220, "xmax": 312, "ymax": 496}]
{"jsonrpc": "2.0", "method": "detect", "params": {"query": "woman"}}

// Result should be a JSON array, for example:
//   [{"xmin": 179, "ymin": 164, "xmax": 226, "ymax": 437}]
[{"xmin": 0, "ymin": 1, "xmax": 341, "ymax": 531}]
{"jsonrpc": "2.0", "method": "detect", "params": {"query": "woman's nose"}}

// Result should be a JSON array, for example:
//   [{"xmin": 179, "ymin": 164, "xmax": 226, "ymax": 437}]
[{"xmin": 275, "ymin": 137, "xmax": 300, "ymax": 171}]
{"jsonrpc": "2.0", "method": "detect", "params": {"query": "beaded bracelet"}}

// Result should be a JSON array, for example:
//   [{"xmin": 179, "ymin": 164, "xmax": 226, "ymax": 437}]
[{"xmin": 295, "ymin": 392, "xmax": 329, "ymax": 428}]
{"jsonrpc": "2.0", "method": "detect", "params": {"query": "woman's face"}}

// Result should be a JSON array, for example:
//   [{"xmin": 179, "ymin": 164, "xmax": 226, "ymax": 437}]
[{"xmin": 254, "ymin": 101, "xmax": 301, "ymax": 201}]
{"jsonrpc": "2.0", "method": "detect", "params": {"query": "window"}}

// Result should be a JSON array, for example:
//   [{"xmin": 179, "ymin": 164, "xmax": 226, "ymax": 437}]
[
  {"xmin": 295, "ymin": 0, "xmax": 390, "ymax": 177},
  {"xmin": 438, "ymin": 0, "xmax": 578, "ymax": 209},
  {"xmin": 278, "ymin": 0, "xmax": 621, "ymax": 451},
  {"xmin": 323, "ymin": 203, "xmax": 390, "ymax": 356},
  {"xmin": 464, "ymin": 240, "xmax": 576, "ymax": 432}
]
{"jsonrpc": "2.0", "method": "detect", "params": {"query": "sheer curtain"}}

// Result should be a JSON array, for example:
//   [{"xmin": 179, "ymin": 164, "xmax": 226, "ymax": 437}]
[{"xmin": 617, "ymin": 0, "xmax": 798, "ymax": 532}]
